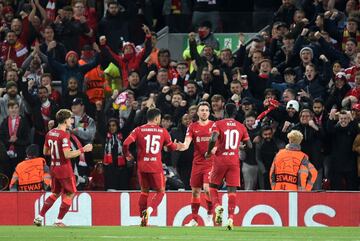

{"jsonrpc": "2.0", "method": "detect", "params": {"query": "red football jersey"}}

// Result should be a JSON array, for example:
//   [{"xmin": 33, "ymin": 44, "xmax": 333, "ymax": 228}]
[
  {"xmin": 44, "ymin": 128, "xmax": 74, "ymax": 179},
  {"xmin": 186, "ymin": 120, "xmax": 214, "ymax": 166},
  {"xmin": 211, "ymin": 118, "xmax": 250, "ymax": 165},
  {"xmin": 127, "ymin": 124, "xmax": 176, "ymax": 173}
]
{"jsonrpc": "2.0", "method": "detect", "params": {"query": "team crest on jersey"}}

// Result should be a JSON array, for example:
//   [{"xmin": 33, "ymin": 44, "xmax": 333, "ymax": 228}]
[
  {"xmin": 196, "ymin": 137, "xmax": 200, "ymax": 142},
  {"xmin": 63, "ymin": 138, "xmax": 68, "ymax": 144}
]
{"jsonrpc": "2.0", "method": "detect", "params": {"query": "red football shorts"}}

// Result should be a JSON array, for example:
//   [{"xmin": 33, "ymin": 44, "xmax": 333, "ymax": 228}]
[
  {"xmin": 138, "ymin": 171, "xmax": 165, "ymax": 190},
  {"xmin": 190, "ymin": 164, "xmax": 212, "ymax": 188},
  {"xmin": 210, "ymin": 164, "xmax": 240, "ymax": 187},
  {"xmin": 51, "ymin": 176, "xmax": 77, "ymax": 194}
]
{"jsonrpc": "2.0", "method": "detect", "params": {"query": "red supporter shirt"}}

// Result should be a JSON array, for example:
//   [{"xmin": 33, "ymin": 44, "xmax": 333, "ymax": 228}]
[
  {"xmin": 211, "ymin": 118, "xmax": 250, "ymax": 166},
  {"xmin": 44, "ymin": 129, "xmax": 74, "ymax": 179},
  {"xmin": 186, "ymin": 121, "xmax": 214, "ymax": 166},
  {"xmin": 126, "ymin": 124, "xmax": 177, "ymax": 173}
]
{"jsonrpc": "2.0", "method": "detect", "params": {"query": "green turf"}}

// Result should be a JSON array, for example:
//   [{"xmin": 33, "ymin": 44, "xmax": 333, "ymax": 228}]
[{"xmin": 0, "ymin": 226, "xmax": 359, "ymax": 241}]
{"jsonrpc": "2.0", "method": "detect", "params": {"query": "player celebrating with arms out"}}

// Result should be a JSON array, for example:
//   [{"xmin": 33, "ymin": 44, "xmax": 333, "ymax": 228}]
[
  {"xmin": 34, "ymin": 109, "xmax": 93, "ymax": 227},
  {"xmin": 123, "ymin": 108, "xmax": 183, "ymax": 227},
  {"xmin": 205, "ymin": 103, "xmax": 252, "ymax": 230},
  {"xmin": 179, "ymin": 102, "xmax": 214, "ymax": 226}
]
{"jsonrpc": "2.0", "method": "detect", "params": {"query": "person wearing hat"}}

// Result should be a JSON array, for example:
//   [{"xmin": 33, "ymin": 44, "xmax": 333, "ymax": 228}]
[
  {"xmin": 9, "ymin": 144, "xmax": 51, "ymax": 191},
  {"xmin": 280, "ymin": 100, "xmax": 300, "ymax": 134},
  {"xmin": 47, "ymin": 40, "xmax": 100, "ymax": 93},
  {"xmin": 71, "ymin": 97, "xmax": 96, "ymax": 145},
  {"xmin": 99, "ymin": 24, "xmax": 152, "ymax": 88},
  {"xmin": 2, "ymin": 6, "xmax": 14, "ymax": 29},
  {"xmin": 272, "ymin": 67, "xmax": 299, "ymax": 93},
  {"xmin": 326, "ymin": 72, "xmax": 352, "ymax": 110},
  {"xmin": 0, "ymin": 81, "xmax": 29, "ymax": 125},
  {"xmin": 195, "ymin": 21, "xmax": 220, "ymax": 50}
]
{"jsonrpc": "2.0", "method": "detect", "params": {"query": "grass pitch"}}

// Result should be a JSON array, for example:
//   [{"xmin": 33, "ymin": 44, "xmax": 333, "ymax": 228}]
[{"xmin": 0, "ymin": 226, "xmax": 359, "ymax": 241}]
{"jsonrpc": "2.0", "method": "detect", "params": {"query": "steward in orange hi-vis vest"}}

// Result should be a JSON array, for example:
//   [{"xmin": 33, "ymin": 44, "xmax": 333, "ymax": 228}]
[
  {"xmin": 10, "ymin": 158, "xmax": 51, "ymax": 191},
  {"xmin": 9, "ymin": 144, "xmax": 51, "ymax": 191},
  {"xmin": 79, "ymin": 59, "xmax": 111, "ymax": 104},
  {"xmin": 269, "ymin": 130, "xmax": 317, "ymax": 191}
]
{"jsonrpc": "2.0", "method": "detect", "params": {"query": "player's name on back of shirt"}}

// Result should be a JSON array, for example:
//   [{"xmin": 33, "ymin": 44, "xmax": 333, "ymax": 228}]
[
  {"xmin": 140, "ymin": 127, "xmax": 164, "ymax": 133},
  {"xmin": 49, "ymin": 131, "xmax": 60, "ymax": 137},
  {"xmin": 225, "ymin": 121, "xmax": 236, "ymax": 126},
  {"xmin": 195, "ymin": 136, "xmax": 210, "ymax": 142}
]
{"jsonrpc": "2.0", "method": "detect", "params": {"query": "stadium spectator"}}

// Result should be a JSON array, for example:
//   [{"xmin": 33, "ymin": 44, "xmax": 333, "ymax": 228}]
[
  {"xmin": 0, "ymin": 100, "xmax": 30, "ymax": 180},
  {"xmin": 47, "ymin": 41, "xmax": 100, "ymax": 92},
  {"xmin": 20, "ymin": 81, "xmax": 59, "ymax": 149},
  {"xmin": 291, "ymin": 109, "xmax": 324, "ymax": 190},
  {"xmin": 256, "ymin": 124, "xmax": 285, "ymax": 190},
  {"xmin": 102, "ymin": 118, "xmax": 130, "ymax": 190},
  {"xmin": 0, "ymin": 81, "xmax": 29, "ymax": 125},
  {"xmin": 326, "ymin": 110, "xmax": 358, "ymax": 190},
  {"xmin": 242, "ymin": 112, "xmax": 260, "ymax": 190}
]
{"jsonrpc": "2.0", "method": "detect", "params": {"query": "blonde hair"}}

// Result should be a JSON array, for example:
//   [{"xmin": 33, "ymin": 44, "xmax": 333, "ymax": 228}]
[{"xmin": 287, "ymin": 130, "xmax": 303, "ymax": 145}]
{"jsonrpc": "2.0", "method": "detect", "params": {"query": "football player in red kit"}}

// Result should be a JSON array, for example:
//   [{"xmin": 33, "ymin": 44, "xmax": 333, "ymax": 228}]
[
  {"xmin": 180, "ymin": 102, "xmax": 214, "ymax": 226},
  {"xmin": 34, "ymin": 109, "xmax": 93, "ymax": 227},
  {"xmin": 123, "ymin": 108, "xmax": 183, "ymax": 226},
  {"xmin": 205, "ymin": 103, "xmax": 252, "ymax": 230}
]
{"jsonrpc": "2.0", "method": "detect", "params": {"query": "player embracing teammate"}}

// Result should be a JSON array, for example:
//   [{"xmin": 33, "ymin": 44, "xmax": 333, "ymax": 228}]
[
  {"xmin": 179, "ymin": 102, "xmax": 214, "ymax": 226},
  {"xmin": 123, "ymin": 108, "xmax": 183, "ymax": 226}
]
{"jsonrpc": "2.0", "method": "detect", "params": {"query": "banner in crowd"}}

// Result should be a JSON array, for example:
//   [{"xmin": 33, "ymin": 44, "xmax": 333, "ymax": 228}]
[
  {"xmin": 181, "ymin": 33, "xmax": 254, "ymax": 52},
  {"xmin": 0, "ymin": 192, "xmax": 358, "ymax": 226}
]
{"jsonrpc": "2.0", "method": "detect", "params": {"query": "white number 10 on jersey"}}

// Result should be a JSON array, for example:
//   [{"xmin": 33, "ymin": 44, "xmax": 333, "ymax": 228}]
[{"xmin": 224, "ymin": 129, "xmax": 239, "ymax": 150}]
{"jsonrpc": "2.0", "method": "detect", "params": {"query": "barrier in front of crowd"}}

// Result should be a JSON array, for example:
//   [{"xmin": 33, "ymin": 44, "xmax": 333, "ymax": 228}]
[{"xmin": 0, "ymin": 191, "xmax": 358, "ymax": 226}]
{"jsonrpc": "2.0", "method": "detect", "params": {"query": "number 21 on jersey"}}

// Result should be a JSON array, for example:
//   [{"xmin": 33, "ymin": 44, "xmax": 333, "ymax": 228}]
[
  {"xmin": 224, "ymin": 129, "xmax": 239, "ymax": 150},
  {"xmin": 48, "ymin": 139, "xmax": 60, "ymax": 159}
]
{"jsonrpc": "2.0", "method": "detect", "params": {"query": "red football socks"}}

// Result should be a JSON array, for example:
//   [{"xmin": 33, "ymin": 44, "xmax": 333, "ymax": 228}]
[
  {"xmin": 57, "ymin": 195, "xmax": 73, "ymax": 220},
  {"xmin": 204, "ymin": 194, "xmax": 213, "ymax": 215},
  {"xmin": 191, "ymin": 196, "xmax": 200, "ymax": 221},
  {"xmin": 139, "ymin": 192, "xmax": 149, "ymax": 215},
  {"xmin": 149, "ymin": 191, "xmax": 165, "ymax": 211},
  {"xmin": 209, "ymin": 187, "xmax": 220, "ymax": 208},
  {"xmin": 40, "ymin": 194, "xmax": 58, "ymax": 217},
  {"xmin": 228, "ymin": 193, "xmax": 236, "ymax": 219}
]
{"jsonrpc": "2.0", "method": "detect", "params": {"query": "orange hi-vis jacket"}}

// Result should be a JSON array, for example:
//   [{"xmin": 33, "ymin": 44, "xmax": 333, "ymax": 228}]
[
  {"xmin": 269, "ymin": 145, "xmax": 318, "ymax": 191},
  {"xmin": 10, "ymin": 157, "xmax": 51, "ymax": 191},
  {"xmin": 79, "ymin": 59, "xmax": 111, "ymax": 104}
]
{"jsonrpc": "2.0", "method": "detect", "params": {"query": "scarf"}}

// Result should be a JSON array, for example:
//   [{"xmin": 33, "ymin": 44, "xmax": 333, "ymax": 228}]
[
  {"xmin": 8, "ymin": 116, "xmax": 20, "ymax": 152},
  {"xmin": 103, "ymin": 132, "xmax": 125, "ymax": 167},
  {"xmin": 41, "ymin": 100, "xmax": 51, "ymax": 131},
  {"xmin": 46, "ymin": 0, "xmax": 56, "ymax": 21},
  {"xmin": 256, "ymin": 99, "xmax": 280, "ymax": 121},
  {"xmin": 70, "ymin": 133, "xmax": 86, "ymax": 166}
]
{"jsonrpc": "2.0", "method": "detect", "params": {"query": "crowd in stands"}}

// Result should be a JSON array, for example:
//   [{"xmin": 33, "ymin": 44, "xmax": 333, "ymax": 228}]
[{"xmin": 0, "ymin": 0, "xmax": 359, "ymax": 191}]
